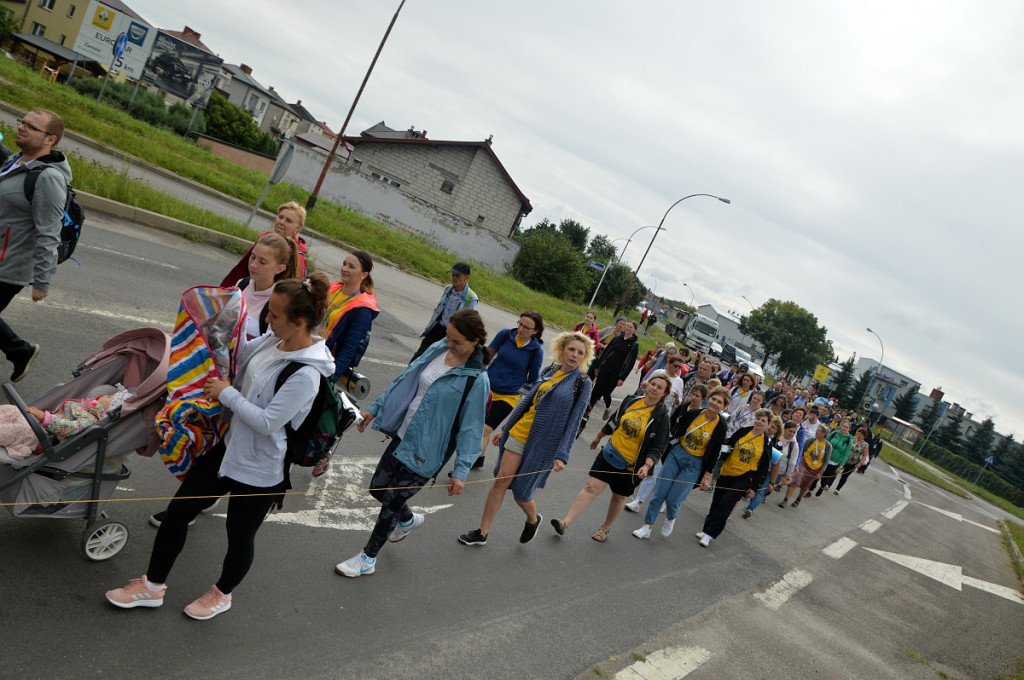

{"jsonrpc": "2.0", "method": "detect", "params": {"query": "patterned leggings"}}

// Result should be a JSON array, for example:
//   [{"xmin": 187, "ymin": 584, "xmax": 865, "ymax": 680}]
[{"xmin": 363, "ymin": 437, "xmax": 430, "ymax": 558}]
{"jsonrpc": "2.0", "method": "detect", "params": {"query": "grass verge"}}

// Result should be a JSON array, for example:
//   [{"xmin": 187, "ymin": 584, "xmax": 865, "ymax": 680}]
[{"xmin": 879, "ymin": 443, "xmax": 971, "ymax": 499}]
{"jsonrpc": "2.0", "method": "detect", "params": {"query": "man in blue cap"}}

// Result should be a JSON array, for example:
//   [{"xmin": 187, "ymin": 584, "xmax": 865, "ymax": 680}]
[{"xmin": 410, "ymin": 262, "xmax": 479, "ymax": 362}]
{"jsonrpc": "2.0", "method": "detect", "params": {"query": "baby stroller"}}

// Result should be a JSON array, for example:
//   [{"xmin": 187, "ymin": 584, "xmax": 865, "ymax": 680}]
[{"xmin": 0, "ymin": 328, "xmax": 170, "ymax": 561}]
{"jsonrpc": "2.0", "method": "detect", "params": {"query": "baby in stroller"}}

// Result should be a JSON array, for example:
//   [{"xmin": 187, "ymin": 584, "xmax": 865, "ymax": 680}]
[{"xmin": 0, "ymin": 384, "xmax": 130, "ymax": 463}]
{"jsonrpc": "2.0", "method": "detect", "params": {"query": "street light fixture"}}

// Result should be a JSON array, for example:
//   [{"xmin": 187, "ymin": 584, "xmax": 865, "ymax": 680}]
[
  {"xmin": 682, "ymin": 282, "xmax": 694, "ymax": 307},
  {"xmin": 741, "ymin": 295, "xmax": 755, "ymax": 312},
  {"xmin": 613, "ymin": 193, "xmax": 731, "ymax": 316}
]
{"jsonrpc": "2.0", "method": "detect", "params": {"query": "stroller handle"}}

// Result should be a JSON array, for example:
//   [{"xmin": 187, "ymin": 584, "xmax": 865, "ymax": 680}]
[{"xmin": 2, "ymin": 382, "xmax": 57, "ymax": 460}]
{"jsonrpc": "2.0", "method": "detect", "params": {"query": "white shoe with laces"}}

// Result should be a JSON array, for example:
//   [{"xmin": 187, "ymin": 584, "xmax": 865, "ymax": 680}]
[
  {"xmin": 661, "ymin": 518, "xmax": 675, "ymax": 537},
  {"xmin": 388, "ymin": 513, "xmax": 424, "ymax": 543},
  {"xmin": 624, "ymin": 499, "xmax": 641, "ymax": 513},
  {"xmin": 632, "ymin": 524, "xmax": 652, "ymax": 539},
  {"xmin": 699, "ymin": 534, "xmax": 712, "ymax": 548}
]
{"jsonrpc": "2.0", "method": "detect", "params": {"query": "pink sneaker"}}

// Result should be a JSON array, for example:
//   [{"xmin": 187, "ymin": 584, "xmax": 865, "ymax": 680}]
[
  {"xmin": 106, "ymin": 576, "xmax": 165, "ymax": 608},
  {"xmin": 183, "ymin": 585, "xmax": 232, "ymax": 620}
]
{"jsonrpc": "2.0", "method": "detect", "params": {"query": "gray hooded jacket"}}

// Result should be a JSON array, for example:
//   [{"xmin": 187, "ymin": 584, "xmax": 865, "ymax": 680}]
[{"xmin": 0, "ymin": 150, "xmax": 72, "ymax": 290}]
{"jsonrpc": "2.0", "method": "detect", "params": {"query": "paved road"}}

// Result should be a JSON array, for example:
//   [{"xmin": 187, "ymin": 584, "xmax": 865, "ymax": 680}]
[{"xmin": 1, "ymin": 214, "xmax": 1021, "ymax": 680}]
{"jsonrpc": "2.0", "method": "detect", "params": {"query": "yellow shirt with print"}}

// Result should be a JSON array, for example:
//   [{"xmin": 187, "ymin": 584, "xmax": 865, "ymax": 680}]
[
  {"xmin": 681, "ymin": 413, "xmax": 719, "ymax": 458},
  {"xmin": 802, "ymin": 440, "xmax": 828, "ymax": 471},
  {"xmin": 720, "ymin": 432, "xmax": 765, "ymax": 477},
  {"xmin": 508, "ymin": 371, "xmax": 568, "ymax": 443},
  {"xmin": 609, "ymin": 400, "xmax": 656, "ymax": 465}
]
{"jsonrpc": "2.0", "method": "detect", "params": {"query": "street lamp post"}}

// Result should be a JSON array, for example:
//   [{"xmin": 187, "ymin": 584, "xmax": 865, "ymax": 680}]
[
  {"xmin": 586, "ymin": 237, "xmax": 628, "ymax": 310},
  {"xmin": 595, "ymin": 225, "xmax": 658, "ymax": 312},
  {"xmin": 682, "ymin": 282, "xmax": 694, "ymax": 307},
  {"xmin": 741, "ymin": 295, "xmax": 755, "ymax": 312},
  {"xmin": 858, "ymin": 327, "xmax": 885, "ymax": 415},
  {"xmin": 612, "ymin": 193, "xmax": 730, "ymax": 317},
  {"xmin": 305, "ymin": 0, "xmax": 407, "ymax": 211}
]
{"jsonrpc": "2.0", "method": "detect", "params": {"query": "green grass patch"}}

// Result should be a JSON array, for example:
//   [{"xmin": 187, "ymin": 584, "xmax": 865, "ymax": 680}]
[
  {"xmin": 1004, "ymin": 521, "xmax": 1024, "ymax": 587},
  {"xmin": 880, "ymin": 443, "xmax": 971, "ymax": 499}
]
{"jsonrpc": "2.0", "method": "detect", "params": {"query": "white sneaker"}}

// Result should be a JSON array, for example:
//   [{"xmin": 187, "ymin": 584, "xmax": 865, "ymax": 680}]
[
  {"xmin": 661, "ymin": 518, "xmax": 675, "ymax": 537},
  {"xmin": 699, "ymin": 534, "xmax": 712, "ymax": 548},
  {"xmin": 695, "ymin": 530, "xmax": 707, "ymax": 540},
  {"xmin": 388, "ymin": 512, "xmax": 424, "ymax": 543},
  {"xmin": 201, "ymin": 497, "xmax": 222, "ymax": 514},
  {"xmin": 624, "ymin": 499, "xmax": 641, "ymax": 513},
  {"xmin": 335, "ymin": 551, "xmax": 376, "ymax": 577},
  {"xmin": 632, "ymin": 524, "xmax": 652, "ymax": 539}
]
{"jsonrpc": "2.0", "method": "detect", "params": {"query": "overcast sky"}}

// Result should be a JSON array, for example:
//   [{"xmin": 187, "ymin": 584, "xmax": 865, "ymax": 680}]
[{"xmin": 128, "ymin": 0, "xmax": 1024, "ymax": 439}]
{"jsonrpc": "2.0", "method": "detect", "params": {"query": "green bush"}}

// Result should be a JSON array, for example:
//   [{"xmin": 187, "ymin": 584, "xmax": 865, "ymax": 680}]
[{"xmin": 918, "ymin": 440, "xmax": 1023, "ymax": 505}]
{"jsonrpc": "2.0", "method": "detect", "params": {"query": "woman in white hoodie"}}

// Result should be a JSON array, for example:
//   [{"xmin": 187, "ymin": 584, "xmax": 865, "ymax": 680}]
[{"xmin": 105, "ymin": 274, "xmax": 335, "ymax": 621}]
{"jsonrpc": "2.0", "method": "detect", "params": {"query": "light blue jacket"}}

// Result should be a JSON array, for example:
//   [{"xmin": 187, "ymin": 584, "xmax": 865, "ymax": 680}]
[
  {"xmin": 420, "ymin": 283, "xmax": 478, "ymax": 335},
  {"xmin": 368, "ymin": 339, "xmax": 489, "ymax": 481}
]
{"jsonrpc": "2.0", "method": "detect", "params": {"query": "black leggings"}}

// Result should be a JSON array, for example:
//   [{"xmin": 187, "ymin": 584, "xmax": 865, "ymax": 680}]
[
  {"xmin": 147, "ymin": 443, "xmax": 284, "ymax": 594},
  {"xmin": 702, "ymin": 474, "xmax": 749, "ymax": 538},
  {"xmin": 589, "ymin": 371, "xmax": 620, "ymax": 410}
]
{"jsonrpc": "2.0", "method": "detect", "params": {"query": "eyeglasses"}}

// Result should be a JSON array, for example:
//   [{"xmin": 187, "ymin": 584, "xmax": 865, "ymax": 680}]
[
  {"xmin": 517, "ymin": 322, "xmax": 535, "ymax": 331},
  {"xmin": 16, "ymin": 119, "xmax": 53, "ymax": 136}
]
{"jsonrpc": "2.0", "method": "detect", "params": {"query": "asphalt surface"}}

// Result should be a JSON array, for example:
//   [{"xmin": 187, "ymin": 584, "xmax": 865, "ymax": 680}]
[{"xmin": 0, "ymin": 213, "xmax": 1020, "ymax": 680}]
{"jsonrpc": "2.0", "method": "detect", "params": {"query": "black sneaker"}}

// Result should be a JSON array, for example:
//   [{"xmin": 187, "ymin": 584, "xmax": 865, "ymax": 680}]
[
  {"xmin": 458, "ymin": 528, "xmax": 487, "ymax": 546},
  {"xmin": 149, "ymin": 511, "xmax": 197, "ymax": 528},
  {"xmin": 11, "ymin": 344, "xmax": 40, "ymax": 383},
  {"xmin": 471, "ymin": 456, "xmax": 485, "ymax": 470},
  {"xmin": 791, "ymin": 498, "xmax": 801, "ymax": 508},
  {"xmin": 519, "ymin": 514, "xmax": 543, "ymax": 544}
]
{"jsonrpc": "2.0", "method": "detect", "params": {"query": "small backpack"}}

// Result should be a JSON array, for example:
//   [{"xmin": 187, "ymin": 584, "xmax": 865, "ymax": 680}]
[
  {"xmin": 24, "ymin": 167, "xmax": 85, "ymax": 264},
  {"xmin": 275, "ymin": 362, "xmax": 358, "ymax": 467}
]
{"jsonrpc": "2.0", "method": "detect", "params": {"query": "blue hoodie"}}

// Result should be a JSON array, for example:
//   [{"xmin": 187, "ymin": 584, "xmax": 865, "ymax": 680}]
[{"xmin": 486, "ymin": 328, "xmax": 544, "ymax": 395}]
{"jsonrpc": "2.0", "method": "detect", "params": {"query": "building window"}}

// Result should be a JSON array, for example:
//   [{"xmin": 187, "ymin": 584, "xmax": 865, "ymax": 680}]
[
  {"xmin": 38, "ymin": 0, "xmax": 55, "ymax": 10},
  {"xmin": 370, "ymin": 172, "xmax": 401, "ymax": 189},
  {"xmin": 59, "ymin": 34, "xmax": 66, "ymax": 45},
  {"xmin": 67, "ymin": 4, "xmax": 76, "ymax": 16},
  {"xmin": 30, "ymin": 22, "xmax": 46, "ymax": 36},
  {"xmin": 476, "ymin": 215, "xmax": 486, "ymax": 223},
  {"xmin": 440, "ymin": 179, "xmax": 455, "ymax": 194}
]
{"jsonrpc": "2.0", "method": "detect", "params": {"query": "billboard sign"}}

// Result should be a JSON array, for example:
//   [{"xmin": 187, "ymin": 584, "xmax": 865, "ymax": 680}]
[
  {"xmin": 72, "ymin": 0, "xmax": 156, "ymax": 79},
  {"xmin": 141, "ymin": 31, "xmax": 223, "ymax": 108}
]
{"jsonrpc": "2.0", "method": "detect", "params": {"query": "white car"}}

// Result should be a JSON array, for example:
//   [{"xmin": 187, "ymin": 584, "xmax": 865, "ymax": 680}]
[
  {"xmin": 710, "ymin": 341, "xmax": 723, "ymax": 357},
  {"xmin": 741, "ymin": 360, "xmax": 764, "ymax": 381}
]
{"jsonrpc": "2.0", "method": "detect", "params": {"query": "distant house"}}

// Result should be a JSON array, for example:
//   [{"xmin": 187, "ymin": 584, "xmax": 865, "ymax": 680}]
[
  {"xmin": 261, "ymin": 87, "xmax": 300, "ymax": 138},
  {"xmin": 290, "ymin": 100, "xmax": 324, "ymax": 137},
  {"xmin": 219, "ymin": 63, "xmax": 273, "ymax": 126},
  {"xmin": 344, "ymin": 123, "xmax": 532, "ymax": 237}
]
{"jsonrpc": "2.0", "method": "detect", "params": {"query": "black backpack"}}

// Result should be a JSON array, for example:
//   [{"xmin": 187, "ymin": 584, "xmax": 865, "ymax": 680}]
[
  {"xmin": 274, "ymin": 362, "xmax": 358, "ymax": 467},
  {"xmin": 24, "ymin": 167, "xmax": 85, "ymax": 264}
]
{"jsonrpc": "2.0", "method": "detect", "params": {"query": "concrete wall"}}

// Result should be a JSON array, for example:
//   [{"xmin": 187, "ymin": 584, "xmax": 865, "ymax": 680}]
[
  {"xmin": 283, "ymin": 144, "xmax": 521, "ymax": 273},
  {"xmin": 349, "ymin": 142, "xmax": 523, "ymax": 237}
]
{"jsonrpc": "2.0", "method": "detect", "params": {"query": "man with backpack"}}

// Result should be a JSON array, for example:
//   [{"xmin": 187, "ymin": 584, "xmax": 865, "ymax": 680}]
[
  {"xmin": 409, "ymin": 261, "xmax": 478, "ymax": 362},
  {"xmin": 0, "ymin": 108, "xmax": 71, "ymax": 382}
]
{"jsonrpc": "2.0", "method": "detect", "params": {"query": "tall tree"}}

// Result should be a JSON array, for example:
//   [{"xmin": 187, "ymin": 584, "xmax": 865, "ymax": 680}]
[
  {"xmin": 585, "ymin": 234, "xmax": 618, "ymax": 263},
  {"xmin": 992, "ymin": 435, "xmax": 1023, "ymax": 488},
  {"xmin": 738, "ymin": 299, "xmax": 833, "ymax": 377},
  {"xmin": 557, "ymin": 219, "xmax": 590, "ymax": 251},
  {"xmin": 826, "ymin": 355, "xmax": 856, "ymax": 406},
  {"xmin": 936, "ymin": 411, "xmax": 964, "ymax": 455},
  {"xmin": 916, "ymin": 398, "xmax": 943, "ymax": 435},
  {"xmin": 846, "ymin": 369, "xmax": 873, "ymax": 413},
  {"xmin": 963, "ymin": 417, "xmax": 996, "ymax": 464},
  {"xmin": 510, "ymin": 230, "xmax": 589, "ymax": 301},
  {"xmin": 891, "ymin": 389, "xmax": 918, "ymax": 421}
]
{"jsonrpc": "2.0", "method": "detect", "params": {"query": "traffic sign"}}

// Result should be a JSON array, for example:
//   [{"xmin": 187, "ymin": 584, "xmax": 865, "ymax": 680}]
[
  {"xmin": 985, "ymin": 454, "xmax": 996, "ymax": 466},
  {"xmin": 586, "ymin": 259, "xmax": 606, "ymax": 271},
  {"xmin": 113, "ymin": 33, "xmax": 128, "ymax": 59}
]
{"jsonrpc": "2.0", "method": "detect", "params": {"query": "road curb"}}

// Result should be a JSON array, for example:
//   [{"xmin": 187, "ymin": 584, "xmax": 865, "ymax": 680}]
[{"xmin": 1002, "ymin": 521, "xmax": 1024, "ymax": 573}]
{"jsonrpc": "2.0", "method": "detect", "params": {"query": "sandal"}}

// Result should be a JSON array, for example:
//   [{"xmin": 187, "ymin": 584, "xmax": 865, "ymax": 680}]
[
  {"xmin": 551, "ymin": 518, "xmax": 568, "ymax": 536},
  {"xmin": 592, "ymin": 527, "xmax": 610, "ymax": 542}
]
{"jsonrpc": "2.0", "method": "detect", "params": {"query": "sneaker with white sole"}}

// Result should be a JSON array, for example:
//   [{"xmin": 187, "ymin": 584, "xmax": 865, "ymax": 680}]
[
  {"xmin": 184, "ymin": 585, "xmax": 232, "ymax": 620},
  {"xmin": 699, "ymin": 534, "xmax": 712, "ymax": 547},
  {"xmin": 695, "ymin": 530, "xmax": 707, "ymax": 540},
  {"xmin": 458, "ymin": 528, "xmax": 488, "ymax": 546},
  {"xmin": 632, "ymin": 524, "xmax": 652, "ymax": 539},
  {"xmin": 105, "ymin": 576, "xmax": 165, "ymax": 608},
  {"xmin": 388, "ymin": 512, "xmax": 424, "ymax": 543},
  {"xmin": 519, "ymin": 514, "xmax": 542, "ymax": 544},
  {"xmin": 336, "ymin": 551, "xmax": 376, "ymax": 577},
  {"xmin": 624, "ymin": 499, "xmax": 641, "ymax": 513},
  {"xmin": 660, "ymin": 518, "xmax": 675, "ymax": 537},
  {"xmin": 149, "ymin": 511, "xmax": 196, "ymax": 528}
]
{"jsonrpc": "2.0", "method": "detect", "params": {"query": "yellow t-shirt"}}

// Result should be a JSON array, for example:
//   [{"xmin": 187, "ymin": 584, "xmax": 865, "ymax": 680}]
[
  {"xmin": 802, "ymin": 440, "xmax": 828, "ymax": 471},
  {"xmin": 681, "ymin": 413, "xmax": 719, "ymax": 458},
  {"xmin": 508, "ymin": 371, "xmax": 568, "ymax": 443},
  {"xmin": 609, "ymin": 400, "xmax": 656, "ymax": 465},
  {"xmin": 720, "ymin": 432, "xmax": 765, "ymax": 477}
]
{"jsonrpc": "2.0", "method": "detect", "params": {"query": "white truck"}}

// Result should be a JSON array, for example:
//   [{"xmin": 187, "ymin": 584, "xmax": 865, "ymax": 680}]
[{"xmin": 664, "ymin": 310, "xmax": 719, "ymax": 353}]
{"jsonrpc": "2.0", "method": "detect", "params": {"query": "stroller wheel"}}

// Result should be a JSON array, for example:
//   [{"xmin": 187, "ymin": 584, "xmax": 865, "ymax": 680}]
[{"xmin": 81, "ymin": 519, "xmax": 130, "ymax": 561}]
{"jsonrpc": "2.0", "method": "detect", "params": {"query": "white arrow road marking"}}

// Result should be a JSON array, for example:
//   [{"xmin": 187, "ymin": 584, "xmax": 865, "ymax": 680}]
[
  {"xmin": 259, "ymin": 455, "xmax": 453, "ymax": 530},
  {"xmin": 903, "ymin": 482, "xmax": 912, "ymax": 500},
  {"xmin": 753, "ymin": 569, "xmax": 813, "ymax": 610},
  {"xmin": 860, "ymin": 519, "xmax": 882, "ymax": 534},
  {"xmin": 864, "ymin": 548, "xmax": 1024, "ymax": 605},
  {"xmin": 914, "ymin": 502, "xmax": 999, "ymax": 534},
  {"xmin": 823, "ymin": 537, "xmax": 858, "ymax": 559},
  {"xmin": 614, "ymin": 646, "xmax": 712, "ymax": 680},
  {"xmin": 882, "ymin": 500, "xmax": 908, "ymax": 519}
]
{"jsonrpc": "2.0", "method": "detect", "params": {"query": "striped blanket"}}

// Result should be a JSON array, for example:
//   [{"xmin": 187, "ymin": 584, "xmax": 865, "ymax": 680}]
[{"xmin": 156, "ymin": 286, "xmax": 246, "ymax": 480}]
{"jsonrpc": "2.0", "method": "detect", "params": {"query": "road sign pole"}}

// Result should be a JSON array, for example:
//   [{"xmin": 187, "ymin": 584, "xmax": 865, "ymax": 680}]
[{"xmin": 98, "ymin": 33, "xmax": 128, "ymax": 104}]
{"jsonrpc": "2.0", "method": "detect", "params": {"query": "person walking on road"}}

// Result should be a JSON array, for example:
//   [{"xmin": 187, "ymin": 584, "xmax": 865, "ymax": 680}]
[
  {"xmin": 459, "ymin": 331, "xmax": 593, "ymax": 547},
  {"xmin": 410, "ymin": 262, "xmax": 478, "ymax": 362},
  {"xmin": 574, "ymin": 310, "xmax": 602, "ymax": 350},
  {"xmin": 336, "ymin": 309, "xmax": 491, "ymax": 577},
  {"xmin": 778, "ymin": 424, "xmax": 831, "ymax": 508},
  {"xmin": 221, "ymin": 201, "xmax": 310, "ymax": 285},
  {"xmin": 474, "ymin": 311, "xmax": 545, "ymax": 471},
  {"xmin": 587, "ymin": 320, "xmax": 639, "ymax": 421},
  {"xmin": 833, "ymin": 424, "xmax": 868, "ymax": 494},
  {"xmin": 106, "ymin": 275, "xmax": 335, "ymax": 620},
  {"xmin": 551, "ymin": 374, "xmax": 670, "ymax": 543},
  {"xmin": 0, "ymin": 108, "xmax": 72, "ymax": 382}
]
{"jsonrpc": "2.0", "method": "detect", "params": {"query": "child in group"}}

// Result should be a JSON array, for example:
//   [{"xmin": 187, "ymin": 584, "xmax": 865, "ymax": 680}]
[
  {"xmin": 0, "ymin": 385, "xmax": 128, "ymax": 461},
  {"xmin": 235, "ymin": 233, "xmax": 299, "ymax": 340}
]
